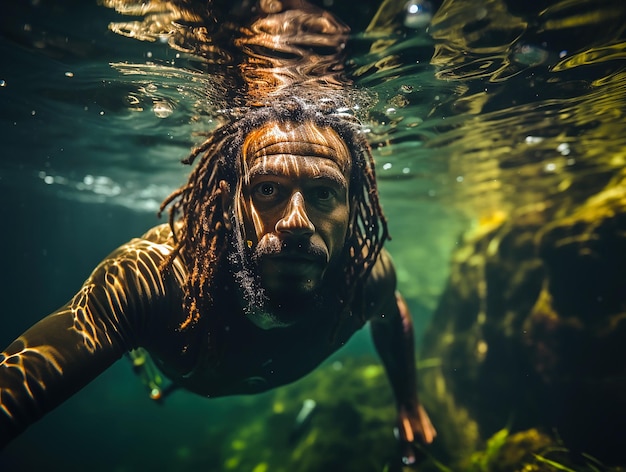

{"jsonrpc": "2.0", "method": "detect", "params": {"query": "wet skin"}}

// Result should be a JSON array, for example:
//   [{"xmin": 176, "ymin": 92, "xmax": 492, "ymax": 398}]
[{"xmin": 241, "ymin": 121, "xmax": 351, "ymax": 310}]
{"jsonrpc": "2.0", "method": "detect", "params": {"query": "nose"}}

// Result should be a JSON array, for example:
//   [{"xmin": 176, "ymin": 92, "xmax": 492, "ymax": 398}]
[{"xmin": 275, "ymin": 191, "xmax": 315, "ymax": 236}]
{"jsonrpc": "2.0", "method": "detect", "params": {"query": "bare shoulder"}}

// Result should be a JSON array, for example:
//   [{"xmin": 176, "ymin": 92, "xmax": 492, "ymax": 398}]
[
  {"xmin": 106, "ymin": 223, "xmax": 176, "ymax": 261},
  {"xmin": 362, "ymin": 248, "xmax": 398, "ymax": 320},
  {"xmin": 89, "ymin": 223, "xmax": 185, "ymax": 285},
  {"xmin": 139, "ymin": 223, "xmax": 176, "ymax": 245}
]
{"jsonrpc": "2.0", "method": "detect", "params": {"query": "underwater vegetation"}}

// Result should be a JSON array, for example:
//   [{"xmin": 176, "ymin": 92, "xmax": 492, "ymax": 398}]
[
  {"xmin": 165, "ymin": 356, "xmax": 398, "ymax": 472},
  {"xmin": 418, "ymin": 167, "xmax": 626, "ymax": 470},
  {"xmin": 457, "ymin": 427, "xmax": 625, "ymax": 472},
  {"xmin": 180, "ymin": 352, "xmax": 625, "ymax": 472}
]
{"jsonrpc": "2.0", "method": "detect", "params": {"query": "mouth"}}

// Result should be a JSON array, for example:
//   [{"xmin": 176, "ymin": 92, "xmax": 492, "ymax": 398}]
[
  {"xmin": 252, "ymin": 236, "xmax": 329, "ymax": 281},
  {"xmin": 261, "ymin": 251, "xmax": 327, "ymax": 280},
  {"xmin": 265, "ymin": 255, "xmax": 326, "ymax": 273},
  {"xmin": 257, "ymin": 247, "xmax": 328, "ymax": 294},
  {"xmin": 268, "ymin": 252, "xmax": 324, "ymax": 263}
]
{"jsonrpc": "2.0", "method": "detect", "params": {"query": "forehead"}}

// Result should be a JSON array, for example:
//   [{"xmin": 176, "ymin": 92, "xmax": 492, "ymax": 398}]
[{"xmin": 242, "ymin": 120, "xmax": 351, "ymax": 174}]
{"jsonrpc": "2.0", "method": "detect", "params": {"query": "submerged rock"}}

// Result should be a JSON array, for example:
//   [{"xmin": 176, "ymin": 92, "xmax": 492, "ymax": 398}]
[{"xmin": 420, "ymin": 168, "xmax": 626, "ymax": 467}]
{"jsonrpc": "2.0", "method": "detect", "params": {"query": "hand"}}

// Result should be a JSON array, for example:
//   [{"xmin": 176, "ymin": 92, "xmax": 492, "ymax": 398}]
[{"xmin": 395, "ymin": 403, "xmax": 436, "ymax": 465}]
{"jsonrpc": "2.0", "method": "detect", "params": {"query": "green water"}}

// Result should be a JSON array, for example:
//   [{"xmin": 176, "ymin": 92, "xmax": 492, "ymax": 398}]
[{"xmin": 1, "ymin": 0, "xmax": 625, "ymax": 470}]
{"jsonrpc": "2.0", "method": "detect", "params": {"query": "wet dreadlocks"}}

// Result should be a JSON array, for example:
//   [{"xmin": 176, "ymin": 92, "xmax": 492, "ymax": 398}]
[{"xmin": 160, "ymin": 100, "xmax": 389, "ymax": 335}]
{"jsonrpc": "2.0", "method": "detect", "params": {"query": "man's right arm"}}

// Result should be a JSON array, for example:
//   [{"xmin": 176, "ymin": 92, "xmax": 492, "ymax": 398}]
[
  {"xmin": 0, "ymin": 234, "xmax": 184, "ymax": 447},
  {"xmin": 364, "ymin": 249, "xmax": 436, "ymax": 464}
]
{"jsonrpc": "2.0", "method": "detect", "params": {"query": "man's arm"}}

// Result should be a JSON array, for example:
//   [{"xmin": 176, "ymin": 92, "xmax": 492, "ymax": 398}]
[
  {"xmin": 366, "ymin": 250, "xmax": 436, "ymax": 465},
  {"xmin": 0, "ymin": 234, "xmax": 182, "ymax": 448}
]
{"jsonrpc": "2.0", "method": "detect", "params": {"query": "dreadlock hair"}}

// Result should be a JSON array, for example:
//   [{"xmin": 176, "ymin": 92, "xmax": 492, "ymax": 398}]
[{"xmin": 160, "ymin": 99, "xmax": 389, "ymax": 339}]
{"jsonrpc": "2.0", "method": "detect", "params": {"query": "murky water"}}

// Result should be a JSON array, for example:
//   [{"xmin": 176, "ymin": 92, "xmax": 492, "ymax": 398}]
[{"xmin": 1, "ymin": 0, "xmax": 625, "ymax": 470}]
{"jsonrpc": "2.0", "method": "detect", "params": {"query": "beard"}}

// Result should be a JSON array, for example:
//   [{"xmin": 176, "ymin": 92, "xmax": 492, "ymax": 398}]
[{"xmin": 227, "ymin": 222, "xmax": 335, "ymax": 329}]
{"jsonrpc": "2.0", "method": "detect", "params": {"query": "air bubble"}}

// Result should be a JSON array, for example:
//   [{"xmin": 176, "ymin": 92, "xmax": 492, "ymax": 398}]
[
  {"xmin": 153, "ymin": 100, "xmax": 173, "ymax": 118},
  {"xmin": 404, "ymin": 0, "xmax": 433, "ymax": 29}
]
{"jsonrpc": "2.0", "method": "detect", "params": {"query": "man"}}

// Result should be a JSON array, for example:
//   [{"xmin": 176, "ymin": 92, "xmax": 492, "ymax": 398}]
[{"xmin": 0, "ymin": 101, "xmax": 435, "ymax": 463}]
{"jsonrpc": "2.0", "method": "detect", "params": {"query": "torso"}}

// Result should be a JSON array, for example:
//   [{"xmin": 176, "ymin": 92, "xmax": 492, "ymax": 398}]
[
  {"xmin": 139, "ymin": 224, "xmax": 369, "ymax": 398},
  {"xmin": 175, "ymin": 310, "xmax": 363, "ymax": 397}
]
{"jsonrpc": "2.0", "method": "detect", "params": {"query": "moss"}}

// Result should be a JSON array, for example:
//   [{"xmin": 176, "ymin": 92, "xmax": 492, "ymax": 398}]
[{"xmin": 458, "ymin": 428, "xmax": 625, "ymax": 472}]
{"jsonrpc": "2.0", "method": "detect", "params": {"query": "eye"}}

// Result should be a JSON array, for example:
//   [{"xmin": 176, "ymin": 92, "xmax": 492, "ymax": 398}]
[
  {"xmin": 253, "ymin": 182, "xmax": 279, "ymax": 200},
  {"xmin": 313, "ymin": 186, "xmax": 336, "ymax": 202}
]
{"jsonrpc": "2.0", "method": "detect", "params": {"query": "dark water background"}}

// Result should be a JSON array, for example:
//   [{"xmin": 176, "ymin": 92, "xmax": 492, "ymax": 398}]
[{"xmin": 1, "ymin": 0, "xmax": 625, "ymax": 470}]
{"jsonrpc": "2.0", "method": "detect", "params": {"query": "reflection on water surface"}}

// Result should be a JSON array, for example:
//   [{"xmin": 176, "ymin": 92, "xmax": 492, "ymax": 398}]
[{"xmin": 5, "ymin": 0, "xmax": 623, "ymax": 225}]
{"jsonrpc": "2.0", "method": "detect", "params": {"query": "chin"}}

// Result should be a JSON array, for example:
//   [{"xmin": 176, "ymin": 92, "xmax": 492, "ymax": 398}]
[
  {"xmin": 260, "ymin": 261, "xmax": 326, "ymax": 295},
  {"xmin": 266, "ymin": 278, "xmax": 320, "ymax": 296},
  {"xmin": 245, "ymin": 294, "xmax": 317, "ymax": 330}
]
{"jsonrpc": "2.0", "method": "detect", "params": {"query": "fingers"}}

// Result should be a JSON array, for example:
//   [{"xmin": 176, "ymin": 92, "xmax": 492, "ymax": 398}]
[
  {"xmin": 394, "ymin": 404, "xmax": 437, "ymax": 467},
  {"xmin": 415, "ymin": 404, "xmax": 437, "ymax": 444},
  {"xmin": 400, "ymin": 414, "xmax": 415, "ymax": 442}
]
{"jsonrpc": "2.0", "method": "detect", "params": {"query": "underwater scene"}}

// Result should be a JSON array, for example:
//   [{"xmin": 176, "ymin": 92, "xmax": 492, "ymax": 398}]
[{"xmin": 1, "ymin": 0, "xmax": 625, "ymax": 470}]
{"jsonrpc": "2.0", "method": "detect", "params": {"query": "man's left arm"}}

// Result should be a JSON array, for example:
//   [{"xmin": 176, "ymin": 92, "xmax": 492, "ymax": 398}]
[{"xmin": 366, "ymin": 250, "xmax": 436, "ymax": 465}]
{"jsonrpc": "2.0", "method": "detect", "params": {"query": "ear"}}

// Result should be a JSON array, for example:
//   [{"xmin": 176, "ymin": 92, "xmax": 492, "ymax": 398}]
[{"xmin": 219, "ymin": 180, "xmax": 233, "ymax": 231}]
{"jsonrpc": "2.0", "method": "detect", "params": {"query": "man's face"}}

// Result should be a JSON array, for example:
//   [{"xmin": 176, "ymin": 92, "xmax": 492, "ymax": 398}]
[{"xmin": 240, "ymin": 120, "xmax": 351, "ymax": 301}]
